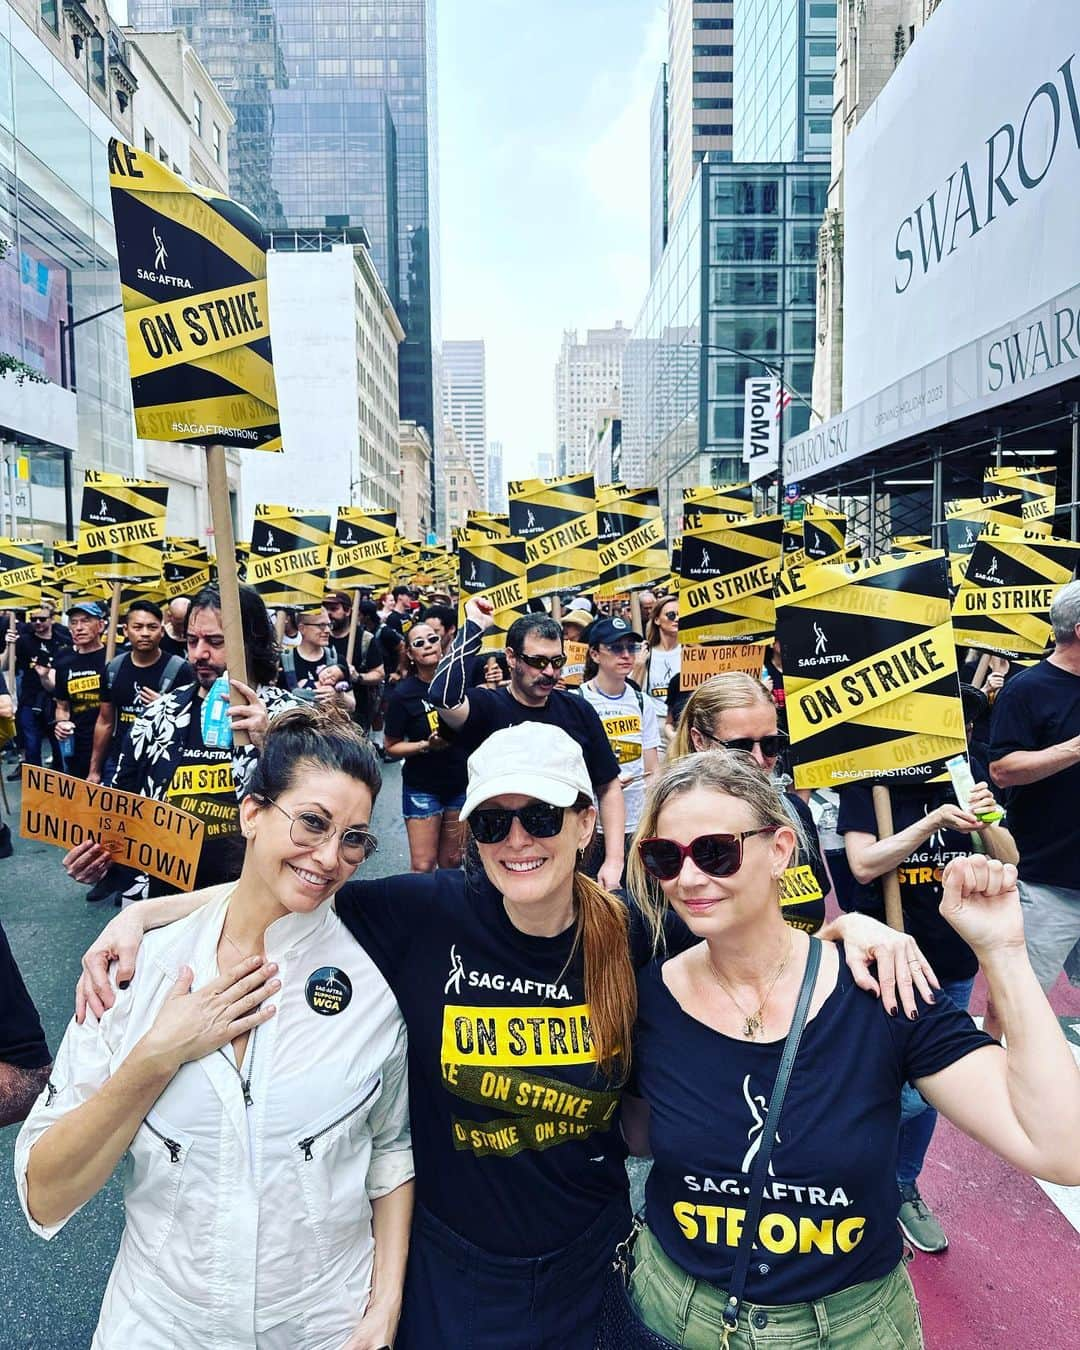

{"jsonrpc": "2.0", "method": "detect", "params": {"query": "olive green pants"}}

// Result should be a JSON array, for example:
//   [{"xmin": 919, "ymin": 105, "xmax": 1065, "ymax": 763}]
[{"xmin": 629, "ymin": 1224, "xmax": 924, "ymax": 1349}]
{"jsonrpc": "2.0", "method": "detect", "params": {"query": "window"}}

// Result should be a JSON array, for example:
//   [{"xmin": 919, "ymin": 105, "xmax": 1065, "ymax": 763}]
[
  {"xmin": 712, "ymin": 178, "xmax": 780, "ymax": 217},
  {"xmin": 694, "ymin": 45, "xmax": 733, "ymax": 57},
  {"xmin": 710, "ymin": 404, "xmax": 744, "ymax": 441},
  {"xmin": 808, "ymin": 79, "xmax": 832, "ymax": 96},
  {"xmin": 711, "ymin": 313, "xmax": 780, "ymax": 354},
  {"xmin": 144, "ymin": 130, "xmax": 155, "ymax": 156},
  {"xmin": 810, "ymin": 3, "xmax": 837, "ymax": 16},
  {"xmin": 787, "ymin": 268, "xmax": 816, "ymax": 304},
  {"xmin": 808, "ymin": 118, "xmax": 831, "ymax": 136},
  {"xmin": 711, "ymin": 225, "xmax": 779, "ymax": 263},
  {"xmin": 695, "ymin": 71, "xmax": 733, "ymax": 83},
  {"xmin": 159, "ymin": 146, "xmax": 169, "ymax": 163},
  {"xmin": 712, "ymin": 268, "xmax": 779, "ymax": 306},
  {"xmin": 694, "ymin": 17, "xmax": 733, "ymax": 28},
  {"xmin": 809, "ymin": 41, "xmax": 834, "ymax": 57},
  {"xmin": 40, "ymin": 0, "xmax": 58, "ymax": 32},
  {"xmin": 90, "ymin": 33, "xmax": 105, "ymax": 88},
  {"xmin": 790, "ymin": 177, "xmax": 828, "ymax": 216},
  {"xmin": 193, "ymin": 92, "xmax": 203, "ymax": 137},
  {"xmin": 789, "ymin": 225, "xmax": 818, "ymax": 262},
  {"xmin": 694, "ymin": 97, "xmax": 732, "ymax": 110},
  {"xmin": 212, "ymin": 123, "xmax": 222, "ymax": 163}
]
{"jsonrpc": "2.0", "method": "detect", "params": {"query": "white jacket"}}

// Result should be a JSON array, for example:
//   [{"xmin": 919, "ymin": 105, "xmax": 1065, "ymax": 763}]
[{"xmin": 15, "ymin": 888, "xmax": 412, "ymax": 1349}]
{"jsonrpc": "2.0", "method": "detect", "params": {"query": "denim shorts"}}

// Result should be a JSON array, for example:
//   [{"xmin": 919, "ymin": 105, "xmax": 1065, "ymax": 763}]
[{"xmin": 402, "ymin": 783, "xmax": 466, "ymax": 820}]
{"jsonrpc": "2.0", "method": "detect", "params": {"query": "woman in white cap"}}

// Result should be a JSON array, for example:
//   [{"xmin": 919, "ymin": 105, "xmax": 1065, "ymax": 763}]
[{"xmin": 72, "ymin": 725, "xmax": 934, "ymax": 1349}]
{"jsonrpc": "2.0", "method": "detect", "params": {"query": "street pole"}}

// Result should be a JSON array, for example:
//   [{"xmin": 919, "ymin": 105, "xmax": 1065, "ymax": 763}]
[{"xmin": 57, "ymin": 302, "xmax": 123, "ymax": 393}]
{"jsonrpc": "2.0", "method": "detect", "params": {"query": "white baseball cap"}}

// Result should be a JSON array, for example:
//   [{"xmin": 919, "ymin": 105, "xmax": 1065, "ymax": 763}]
[{"xmin": 459, "ymin": 723, "xmax": 593, "ymax": 821}]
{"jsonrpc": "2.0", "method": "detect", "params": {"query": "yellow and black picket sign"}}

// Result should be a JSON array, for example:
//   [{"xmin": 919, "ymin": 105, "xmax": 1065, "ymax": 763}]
[
  {"xmin": 108, "ymin": 138, "xmax": 281, "ymax": 452},
  {"xmin": 249, "ymin": 504, "xmax": 331, "ymax": 607},
  {"xmin": 595, "ymin": 484, "xmax": 668, "ymax": 599},
  {"xmin": 781, "ymin": 519, "xmax": 806, "ymax": 571},
  {"xmin": 984, "ymin": 465, "xmax": 1056, "ymax": 523},
  {"xmin": 77, "ymin": 470, "xmax": 167, "ymax": 583},
  {"xmin": 891, "ymin": 535, "xmax": 932, "ymax": 553},
  {"xmin": 679, "ymin": 514, "xmax": 782, "ymax": 643},
  {"xmin": 0, "ymin": 539, "xmax": 44, "ymax": 607},
  {"xmin": 803, "ymin": 507, "xmax": 846, "ymax": 562},
  {"xmin": 457, "ymin": 533, "xmax": 529, "ymax": 654},
  {"xmin": 328, "ymin": 508, "xmax": 397, "ymax": 591},
  {"xmin": 50, "ymin": 541, "xmax": 80, "ymax": 595},
  {"xmin": 775, "ymin": 550, "xmax": 966, "ymax": 791},
  {"xmin": 163, "ymin": 546, "xmax": 214, "ymax": 601},
  {"xmin": 682, "ymin": 483, "xmax": 754, "ymax": 531},
  {"xmin": 508, "ymin": 475, "xmax": 597, "ymax": 599},
  {"xmin": 951, "ymin": 532, "xmax": 1080, "ymax": 659},
  {"xmin": 946, "ymin": 492, "xmax": 1048, "ymax": 535},
  {"xmin": 235, "ymin": 541, "xmax": 250, "ymax": 584},
  {"xmin": 465, "ymin": 511, "xmax": 510, "ymax": 538}
]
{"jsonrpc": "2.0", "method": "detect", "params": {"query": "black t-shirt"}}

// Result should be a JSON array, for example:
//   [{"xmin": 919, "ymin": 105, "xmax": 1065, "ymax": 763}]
[
  {"xmin": 102, "ymin": 651, "xmax": 195, "ymax": 752},
  {"xmin": 631, "ymin": 947, "xmax": 993, "ymax": 1304},
  {"xmin": 384, "ymin": 674, "xmax": 468, "ymax": 795},
  {"xmin": 665, "ymin": 674, "xmax": 692, "ymax": 728},
  {"xmin": 333, "ymin": 868, "xmax": 687, "ymax": 1256},
  {"xmin": 990, "ymin": 660, "xmax": 1080, "ymax": 889},
  {"xmin": 160, "ymin": 695, "xmax": 242, "ymax": 894},
  {"xmin": 383, "ymin": 609, "xmax": 414, "ymax": 638},
  {"xmin": 459, "ymin": 686, "xmax": 619, "ymax": 789},
  {"xmin": 159, "ymin": 631, "xmax": 187, "ymax": 659},
  {"xmin": 837, "ymin": 779, "xmax": 978, "ymax": 979},
  {"xmin": 14, "ymin": 631, "xmax": 71, "ymax": 705},
  {"xmin": 280, "ymin": 646, "xmax": 340, "ymax": 692},
  {"xmin": 53, "ymin": 647, "xmax": 107, "ymax": 761},
  {"xmin": 0, "ymin": 917, "xmax": 50, "ymax": 1071},
  {"xmin": 780, "ymin": 794, "xmax": 827, "ymax": 934}
]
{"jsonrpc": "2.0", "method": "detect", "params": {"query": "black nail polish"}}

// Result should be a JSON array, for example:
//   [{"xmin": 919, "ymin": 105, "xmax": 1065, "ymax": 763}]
[
  {"xmin": 118, "ymin": 980, "xmax": 130, "ymax": 990},
  {"xmin": 888, "ymin": 1005, "xmax": 897, "ymax": 1017},
  {"xmin": 908, "ymin": 1009, "xmax": 918, "ymax": 1020}
]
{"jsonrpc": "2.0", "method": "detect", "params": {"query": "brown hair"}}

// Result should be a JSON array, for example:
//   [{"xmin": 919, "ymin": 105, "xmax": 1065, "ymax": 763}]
[
  {"xmin": 669, "ymin": 671, "xmax": 775, "ymax": 762},
  {"xmin": 466, "ymin": 793, "xmax": 636, "ymax": 1082},
  {"xmin": 626, "ymin": 753, "xmax": 803, "ymax": 951},
  {"xmin": 643, "ymin": 594, "xmax": 679, "ymax": 650}
]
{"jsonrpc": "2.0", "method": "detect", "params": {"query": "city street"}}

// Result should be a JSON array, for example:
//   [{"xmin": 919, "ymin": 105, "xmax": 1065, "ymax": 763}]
[{"xmin": 2, "ymin": 757, "xmax": 1077, "ymax": 1347}]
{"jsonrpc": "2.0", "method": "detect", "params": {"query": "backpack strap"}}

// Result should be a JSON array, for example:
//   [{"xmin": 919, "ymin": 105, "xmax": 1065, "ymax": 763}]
[
  {"xmin": 158, "ymin": 654, "xmax": 186, "ymax": 693},
  {"xmin": 280, "ymin": 647, "xmax": 298, "ymax": 690}
]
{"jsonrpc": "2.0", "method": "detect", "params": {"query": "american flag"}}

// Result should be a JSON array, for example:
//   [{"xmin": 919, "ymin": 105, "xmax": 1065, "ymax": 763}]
[{"xmin": 774, "ymin": 384, "xmax": 792, "ymax": 421}]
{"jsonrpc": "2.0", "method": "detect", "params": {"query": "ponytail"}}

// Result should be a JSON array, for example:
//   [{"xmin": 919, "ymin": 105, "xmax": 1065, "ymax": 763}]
[{"xmin": 570, "ymin": 870, "xmax": 636, "ymax": 1083}]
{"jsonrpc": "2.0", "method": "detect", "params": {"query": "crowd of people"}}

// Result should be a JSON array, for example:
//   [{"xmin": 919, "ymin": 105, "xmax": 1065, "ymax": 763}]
[{"xmin": 1, "ymin": 571, "xmax": 1079, "ymax": 1349}]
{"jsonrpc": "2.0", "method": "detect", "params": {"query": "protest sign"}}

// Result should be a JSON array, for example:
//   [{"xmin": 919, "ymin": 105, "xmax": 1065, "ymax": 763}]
[
  {"xmin": 250, "ymin": 505, "xmax": 331, "ymax": 608},
  {"xmin": 679, "ymin": 642, "xmax": 769, "ymax": 690},
  {"xmin": 803, "ymin": 507, "xmax": 846, "ymax": 562},
  {"xmin": 508, "ymin": 475, "xmax": 597, "ymax": 598},
  {"xmin": 20, "ymin": 765, "xmax": 204, "ymax": 890},
  {"xmin": 0, "ymin": 539, "xmax": 43, "ymax": 607},
  {"xmin": 951, "ymin": 533, "xmax": 1080, "ymax": 658},
  {"xmin": 561, "ymin": 640, "xmax": 589, "ymax": 688},
  {"xmin": 77, "ymin": 471, "xmax": 167, "ymax": 582},
  {"xmin": 679, "ymin": 514, "xmax": 782, "ymax": 643},
  {"xmin": 596, "ymin": 484, "xmax": 668, "ymax": 599},
  {"xmin": 328, "ymin": 508, "xmax": 397, "ymax": 591},
  {"xmin": 457, "ymin": 533, "xmax": 529, "ymax": 653}
]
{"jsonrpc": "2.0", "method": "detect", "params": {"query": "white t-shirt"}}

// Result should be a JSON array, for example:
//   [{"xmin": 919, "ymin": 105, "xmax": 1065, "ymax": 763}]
[
  {"xmin": 579, "ymin": 679, "xmax": 662, "ymax": 831},
  {"xmin": 643, "ymin": 644, "xmax": 681, "ymax": 719}
]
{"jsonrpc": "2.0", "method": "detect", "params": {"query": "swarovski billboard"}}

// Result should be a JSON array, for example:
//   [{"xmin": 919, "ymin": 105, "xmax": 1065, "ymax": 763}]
[{"xmin": 843, "ymin": 0, "xmax": 1080, "ymax": 410}]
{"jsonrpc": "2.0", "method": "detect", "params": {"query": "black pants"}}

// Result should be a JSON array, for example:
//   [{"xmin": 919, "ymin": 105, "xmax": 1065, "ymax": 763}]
[{"xmin": 396, "ymin": 1196, "xmax": 631, "ymax": 1350}]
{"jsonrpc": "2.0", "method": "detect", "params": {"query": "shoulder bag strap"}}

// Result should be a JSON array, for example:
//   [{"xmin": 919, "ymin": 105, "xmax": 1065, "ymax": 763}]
[{"xmin": 721, "ymin": 936, "xmax": 822, "ymax": 1334}]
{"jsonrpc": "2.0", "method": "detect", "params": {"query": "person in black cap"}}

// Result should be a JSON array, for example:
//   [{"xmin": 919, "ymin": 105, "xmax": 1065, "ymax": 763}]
[
  {"xmin": 4, "ymin": 602, "xmax": 72, "ymax": 775},
  {"xmin": 51, "ymin": 601, "xmax": 107, "ymax": 779}
]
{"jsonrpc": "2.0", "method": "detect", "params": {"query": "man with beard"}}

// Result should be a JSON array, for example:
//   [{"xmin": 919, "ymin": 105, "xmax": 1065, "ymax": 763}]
[
  {"xmin": 88, "ymin": 600, "xmax": 193, "ymax": 785},
  {"xmin": 62, "ymin": 585, "xmax": 293, "ymax": 902},
  {"xmin": 427, "ymin": 606, "xmax": 626, "ymax": 889}
]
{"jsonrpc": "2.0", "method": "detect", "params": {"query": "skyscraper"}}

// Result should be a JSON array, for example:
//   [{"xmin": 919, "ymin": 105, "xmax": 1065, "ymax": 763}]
[
  {"xmin": 666, "ymin": 0, "xmax": 734, "ymax": 223},
  {"xmin": 650, "ymin": 64, "xmax": 669, "ymax": 278},
  {"xmin": 442, "ymin": 340, "xmax": 487, "ymax": 504},
  {"xmin": 553, "ymin": 324, "xmax": 630, "ymax": 476},
  {"xmin": 128, "ymin": 0, "xmax": 441, "ymax": 462},
  {"xmin": 733, "ymin": 0, "xmax": 836, "ymax": 163}
]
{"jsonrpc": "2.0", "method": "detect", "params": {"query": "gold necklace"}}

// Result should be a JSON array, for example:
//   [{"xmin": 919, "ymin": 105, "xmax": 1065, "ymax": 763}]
[
  {"xmin": 221, "ymin": 929, "xmax": 262, "ymax": 963},
  {"xmin": 706, "ymin": 934, "xmax": 793, "ymax": 1039}
]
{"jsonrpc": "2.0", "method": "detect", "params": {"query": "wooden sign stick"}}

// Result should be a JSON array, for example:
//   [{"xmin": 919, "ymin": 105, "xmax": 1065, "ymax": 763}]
[
  {"xmin": 204, "ymin": 444, "xmax": 250, "ymax": 746},
  {"xmin": 971, "ymin": 652, "xmax": 992, "ymax": 689},
  {"xmin": 105, "ymin": 581, "xmax": 122, "ymax": 662},
  {"xmin": 871, "ymin": 784, "xmax": 905, "ymax": 933},
  {"xmin": 345, "ymin": 589, "xmax": 362, "ymax": 669}
]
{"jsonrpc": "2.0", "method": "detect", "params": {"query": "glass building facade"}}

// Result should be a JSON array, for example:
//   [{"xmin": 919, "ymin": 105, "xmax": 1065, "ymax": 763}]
[
  {"xmin": 733, "ymin": 0, "xmax": 836, "ymax": 163},
  {"xmin": 129, "ymin": 0, "xmax": 441, "ymax": 455},
  {"xmin": 649, "ymin": 63, "xmax": 668, "ymax": 279},
  {"xmin": 623, "ymin": 160, "xmax": 829, "ymax": 534}
]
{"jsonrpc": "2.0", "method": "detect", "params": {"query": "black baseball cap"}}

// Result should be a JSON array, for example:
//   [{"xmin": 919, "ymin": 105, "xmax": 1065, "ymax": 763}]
[{"xmin": 586, "ymin": 615, "xmax": 642, "ymax": 647}]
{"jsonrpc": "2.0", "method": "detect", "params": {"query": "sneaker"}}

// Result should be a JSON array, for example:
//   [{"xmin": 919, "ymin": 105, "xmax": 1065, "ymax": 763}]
[
  {"xmin": 6, "ymin": 763, "xmax": 22, "ymax": 780},
  {"xmin": 898, "ymin": 1182, "xmax": 948, "ymax": 1253}
]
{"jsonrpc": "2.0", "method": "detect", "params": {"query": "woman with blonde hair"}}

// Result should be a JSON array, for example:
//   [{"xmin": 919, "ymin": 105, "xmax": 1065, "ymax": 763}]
[
  {"xmin": 614, "ymin": 753, "xmax": 1080, "ymax": 1348},
  {"xmin": 72, "ymin": 724, "xmax": 928, "ymax": 1348},
  {"xmin": 670, "ymin": 671, "xmax": 830, "ymax": 932}
]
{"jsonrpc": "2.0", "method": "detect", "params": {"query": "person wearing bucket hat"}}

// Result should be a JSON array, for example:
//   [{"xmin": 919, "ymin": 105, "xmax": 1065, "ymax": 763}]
[
  {"xmin": 74, "ymin": 716, "xmax": 938, "ymax": 1350},
  {"xmin": 50, "ymin": 601, "xmax": 107, "ymax": 779}
]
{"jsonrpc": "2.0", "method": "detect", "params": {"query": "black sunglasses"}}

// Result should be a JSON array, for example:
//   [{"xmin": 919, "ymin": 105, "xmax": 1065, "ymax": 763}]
[
  {"xmin": 470, "ymin": 802, "xmax": 566, "ymax": 844},
  {"xmin": 637, "ymin": 827, "xmax": 778, "ymax": 882},
  {"xmin": 512, "ymin": 652, "xmax": 567, "ymax": 671},
  {"xmin": 699, "ymin": 731, "xmax": 788, "ymax": 758}
]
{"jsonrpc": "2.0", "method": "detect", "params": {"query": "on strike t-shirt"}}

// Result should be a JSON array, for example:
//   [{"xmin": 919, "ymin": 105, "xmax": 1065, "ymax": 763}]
[
  {"xmin": 631, "ymin": 946, "xmax": 993, "ymax": 1304},
  {"xmin": 102, "ymin": 651, "xmax": 194, "ymax": 754},
  {"xmin": 384, "ymin": 674, "xmax": 468, "ymax": 796},
  {"xmin": 837, "ymin": 779, "xmax": 978, "ymax": 980},
  {"xmin": 14, "ymin": 631, "xmax": 71, "ymax": 706},
  {"xmin": 780, "ymin": 793, "xmax": 828, "ymax": 934},
  {"xmin": 578, "ymin": 680, "xmax": 661, "ymax": 831},
  {"xmin": 53, "ymin": 647, "xmax": 106, "ymax": 765},
  {"xmin": 334, "ymin": 868, "xmax": 687, "ymax": 1256},
  {"xmin": 457, "ymin": 686, "xmax": 620, "ymax": 790},
  {"xmin": 643, "ymin": 645, "xmax": 681, "ymax": 720},
  {"xmin": 162, "ymin": 698, "xmax": 242, "ymax": 893},
  {"xmin": 990, "ymin": 660, "xmax": 1080, "ymax": 889}
]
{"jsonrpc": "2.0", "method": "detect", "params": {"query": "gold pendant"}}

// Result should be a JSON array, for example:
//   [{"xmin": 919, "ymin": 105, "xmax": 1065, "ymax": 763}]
[{"xmin": 743, "ymin": 1015, "xmax": 760, "ymax": 1038}]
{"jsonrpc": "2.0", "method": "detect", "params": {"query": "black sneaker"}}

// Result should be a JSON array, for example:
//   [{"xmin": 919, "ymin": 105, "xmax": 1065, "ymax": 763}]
[
  {"xmin": 898, "ymin": 1182, "xmax": 948, "ymax": 1253},
  {"xmin": 6, "ymin": 763, "xmax": 22, "ymax": 780}
]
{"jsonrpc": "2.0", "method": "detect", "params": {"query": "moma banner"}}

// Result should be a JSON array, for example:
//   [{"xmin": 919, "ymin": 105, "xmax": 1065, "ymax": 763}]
[
  {"xmin": 742, "ymin": 377, "xmax": 780, "ymax": 483},
  {"xmin": 844, "ymin": 0, "xmax": 1080, "ymax": 410}
]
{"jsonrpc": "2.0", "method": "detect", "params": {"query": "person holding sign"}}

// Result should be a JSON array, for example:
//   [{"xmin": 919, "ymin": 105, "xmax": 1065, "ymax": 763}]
[
  {"xmin": 838, "ymin": 729, "xmax": 1015, "ymax": 1253},
  {"xmin": 618, "ymin": 754, "xmax": 1080, "ymax": 1349},
  {"xmin": 17, "ymin": 707, "xmax": 413, "ymax": 1349},
  {"xmin": 5, "ymin": 604, "xmax": 71, "ymax": 775},
  {"xmin": 670, "ymin": 672, "xmax": 830, "ymax": 933},
  {"xmin": 579, "ymin": 615, "xmax": 661, "ymax": 881},
  {"xmin": 73, "ymin": 722, "xmax": 926, "ymax": 1349},
  {"xmin": 633, "ymin": 595, "xmax": 681, "ymax": 742},
  {"xmin": 384, "ymin": 622, "xmax": 467, "ymax": 872}
]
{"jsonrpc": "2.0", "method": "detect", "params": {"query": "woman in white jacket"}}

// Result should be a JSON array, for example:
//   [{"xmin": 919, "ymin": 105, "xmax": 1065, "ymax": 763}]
[{"xmin": 15, "ymin": 706, "xmax": 413, "ymax": 1350}]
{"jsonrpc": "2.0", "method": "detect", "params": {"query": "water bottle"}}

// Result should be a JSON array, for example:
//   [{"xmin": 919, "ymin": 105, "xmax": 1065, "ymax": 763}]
[{"xmin": 201, "ymin": 676, "xmax": 233, "ymax": 749}]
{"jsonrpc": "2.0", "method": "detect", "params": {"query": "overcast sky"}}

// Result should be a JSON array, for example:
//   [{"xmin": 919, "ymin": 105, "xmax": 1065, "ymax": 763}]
[{"xmin": 438, "ymin": 0, "xmax": 666, "ymax": 476}]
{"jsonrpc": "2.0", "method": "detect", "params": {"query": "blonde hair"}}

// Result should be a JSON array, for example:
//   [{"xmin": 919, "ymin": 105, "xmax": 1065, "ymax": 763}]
[
  {"xmin": 626, "ymin": 752, "xmax": 803, "ymax": 950},
  {"xmin": 669, "ymin": 671, "xmax": 775, "ymax": 762}
]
